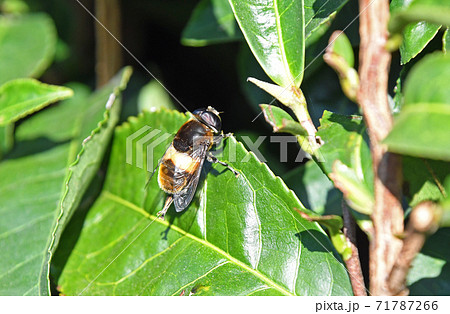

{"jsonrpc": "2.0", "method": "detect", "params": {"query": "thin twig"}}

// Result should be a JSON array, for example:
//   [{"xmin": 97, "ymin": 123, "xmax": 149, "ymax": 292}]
[
  {"xmin": 342, "ymin": 201, "xmax": 367, "ymax": 296},
  {"xmin": 95, "ymin": 0, "xmax": 123, "ymax": 87},
  {"xmin": 357, "ymin": 0, "xmax": 404, "ymax": 295}
]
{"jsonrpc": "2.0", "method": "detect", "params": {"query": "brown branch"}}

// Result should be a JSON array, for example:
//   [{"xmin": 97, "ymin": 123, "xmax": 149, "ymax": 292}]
[
  {"xmin": 388, "ymin": 201, "xmax": 439, "ymax": 295},
  {"xmin": 95, "ymin": 0, "xmax": 123, "ymax": 87},
  {"xmin": 342, "ymin": 201, "xmax": 367, "ymax": 296},
  {"xmin": 358, "ymin": 0, "xmax": 404, "ymax": 295}
]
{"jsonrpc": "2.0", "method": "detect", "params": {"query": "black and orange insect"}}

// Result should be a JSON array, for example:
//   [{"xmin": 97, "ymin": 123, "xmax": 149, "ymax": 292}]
[{"xmin": 154, "ymin": 107, "xmax": 239, "ymax": 219}]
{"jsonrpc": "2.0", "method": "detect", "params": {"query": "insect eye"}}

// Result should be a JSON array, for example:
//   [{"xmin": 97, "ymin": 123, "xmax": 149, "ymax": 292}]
[{"xmin": 201, "ymin": 111, "xmax": 221, "ymax": 133}]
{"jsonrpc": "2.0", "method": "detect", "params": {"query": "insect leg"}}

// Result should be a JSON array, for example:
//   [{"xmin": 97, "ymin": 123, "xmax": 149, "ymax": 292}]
[
  {"xmin": 213, "ymin": 132, "xmax": 233, "ymax": 145},
  {"xmin": 157, "ymin": 195, "xmax": 173, "ymax": 220},
  {"xmin": 207, "ymin": 152, "xmax": 239, "ymax": 177}
]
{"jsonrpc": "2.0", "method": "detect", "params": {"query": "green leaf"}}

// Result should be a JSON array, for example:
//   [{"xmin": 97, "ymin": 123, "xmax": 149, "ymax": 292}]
[
  {"xmin": 327, "ymin": 31, "xmax": 354, "ymax": 67},
  {"xmin": 304, "ymin": 0, "xmax": 349, "ymax": 41},
  {"xmin": 400, "ymin": 22, "xmax": 440, "ymax": 64},
  {"xmin": 229, "ymin": 0, "xmax": 305, "ymax": 87},
  {"xmin": 329, "ymin": 161, "xmax": 374, "ymax": 215},
  {"xmin": 1, "ymin": 0, "xmax": 30, "ymax": 14},
  {"xmin": 407, "ymin": 228, "xmax": 450, "ymax": 295},
  {"xmin": 317, "ymin": 111, "xmax": 373, "ymax": 194},
  {"xmin": 391, "ymin": 0, "xmax": 441, "ymax": 64},
  {"xmin": 181, "ymin": 0, "xmax": 241, "ymax": 46},
  {"xmin": 0, "ymin": 123, "xmax": 13, "ymax": 159},
  {"xmin": 295, "ymin": 210, "xmax": 352, "ymax": 261},
  {"xmin": 283, "ymin": 161, "xmax": 342, "ymax": 216},
  {"xmin": 137, "ymin": 80, "xmax": 175, "ymax": 113},
  {"xmin": 384, "ymin": 53, "xmax": 450, "ymax": 161},
  {"xmin": 0, "ymin": 78, "xmax": 73, "ymax": 126},
  {"xmin": 0, "ymin": 144, "xmax": 70, "ymax": 296},
  {"xmin": 323, "ymin": 31, "xmax": 359, "ymax": 102},
  {"xmin": 444, "ymin": 27, "xmax": 450, "ymax": 53},
  {"xmin": 14, "ymin": 83, "xmax": 91, "ymax": 143},
  {"xmin": 59, "ymin": 109, "xmax": 352, "ymax": 296},
  {"xmin": 0, "ymin": 13, "xmax": 56, "ymax": 85},
  {"xmin": 403, "ymin": 157, "xmax": 450, "ymax": 207},
  {"xmin": 316, "ymin": 111, "xmax": 374, "ymax": 225},
  {"xmin": 260, "ymin": 104, "xmax": 307, "ymax": 136},
  {"xmin": 384, "ymin": 103, "xmax": 450, "ymax": 161},
  {"xmin": 404, "ymin": 52, "xmax": 450, "ymax": 105},
  {"xmin": 0, "ymin": 67, "xmax": 132, "ymax": 296},
  {"xmin": 389, "ymin": 0, "xmax": 450, "ymax": 35}
]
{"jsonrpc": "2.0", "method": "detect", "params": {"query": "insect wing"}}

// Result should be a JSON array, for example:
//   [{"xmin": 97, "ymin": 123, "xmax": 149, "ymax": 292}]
[{"xmin": 173, "ymin": 143, "xmax": 209, "ymax": 212}]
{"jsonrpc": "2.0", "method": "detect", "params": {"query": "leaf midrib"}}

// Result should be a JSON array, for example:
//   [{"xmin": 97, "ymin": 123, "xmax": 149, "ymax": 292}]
[{"xmin": 102, "ymin": 190, "xmax": 294, "ymax": 296}]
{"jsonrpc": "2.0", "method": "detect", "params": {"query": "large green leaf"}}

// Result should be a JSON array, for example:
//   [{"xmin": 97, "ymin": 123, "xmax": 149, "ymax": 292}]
[
  {"xmin": 59, "ymin": 109, "xmax": 352, "ymax": 296},
  {"xmin": 0, "ymin": 67, "xmax": 132, "ymax": 296},
  {"xmin": 403, "ymin": 52, "xmax": 450, "ymax": 105},
  {"xmin": 228, "ymin": 0, "xmax": 305, "ymax": 87},
  {"xmin": 391, "ymin": 0, "xmax": 441, "ymax": 65},
  {"xmin": 0, "ymin": 13, "xmax": 56, "ymax": 85},
  {"xmin": 384, "ymin": 103, "xmax": 450, "ymax": 161},
  {"xmin": 181, "ymin": 0, "xmax": 241, "ymax": 46},
  {"xmin": 182, "ymin": 0, "xmax": 348, "ymax": 48},
  {"xmin": 407, "ymin": 228, "xmax": 450, "ymax": 295},
  {"xmin": 0, "ymin": 79, "xmax": 73, "ymax": 126},
  {"xmin": 384, "ymin": 53, "xmax": 450, "ymax": 161}
]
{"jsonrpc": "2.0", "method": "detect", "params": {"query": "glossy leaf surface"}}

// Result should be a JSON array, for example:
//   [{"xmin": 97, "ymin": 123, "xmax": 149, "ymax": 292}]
[
  {"xmin": 59, "ymin": 109, "xmax": 352, "ymax": 296},
  {"xmin": 0, "ymin": 68, "xmax": 131, "ymax": 295},
  {"xmin": 229, "ymin": 0, "xmax": 305, "ymax": 87},
  {"xmin": 400, "ymin": 21, "xmax": 440, "ymax": 64},
  {"xmin": 0, "ymin": 79, "xmax": 73, "ymax": 126},
  {"xmin": 182, "ymin": 0, "xmax": 349, "ymax": 48},
  {"xmin": 0, "ymin": 13, "xmax": 56, "ymax": 85},
  {"xmin": 391, "ymin": 0, "xmax": 441, "ymax": 64}
]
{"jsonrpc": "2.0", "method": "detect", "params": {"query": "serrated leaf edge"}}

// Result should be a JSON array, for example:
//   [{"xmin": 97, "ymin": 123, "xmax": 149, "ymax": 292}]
[{"xmin": 41, "ymin": 67, "xmax": 132, "ymax": 295}]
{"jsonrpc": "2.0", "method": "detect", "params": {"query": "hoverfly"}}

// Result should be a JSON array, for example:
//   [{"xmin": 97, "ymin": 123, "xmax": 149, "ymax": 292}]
[{"xmin": 152, "ymin": 106, "xmax": 239, "ymax": 219}]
